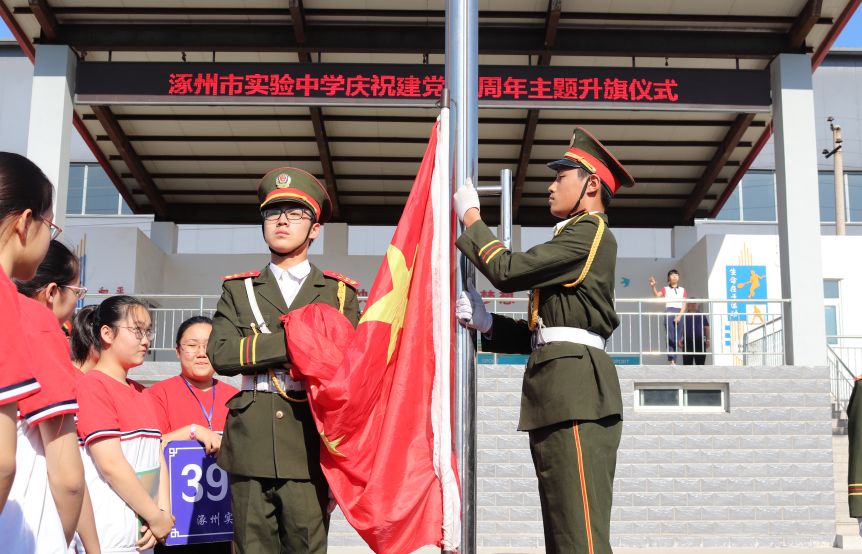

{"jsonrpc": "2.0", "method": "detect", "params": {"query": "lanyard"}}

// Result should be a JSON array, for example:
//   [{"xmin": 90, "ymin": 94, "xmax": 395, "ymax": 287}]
[{"xmin": 182, "ymin": 377, "xmax": 217, "ymax": 430}]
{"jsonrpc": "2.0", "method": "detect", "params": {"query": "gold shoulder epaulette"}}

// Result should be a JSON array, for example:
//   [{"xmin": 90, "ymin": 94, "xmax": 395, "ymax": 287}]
[
  {"xmin": 324, "ymin": 270, "xmax": 360, "ymax": 289},
  {"xmin": 223, "ymin": 270, "xmax": 261, "ymax": 281}
]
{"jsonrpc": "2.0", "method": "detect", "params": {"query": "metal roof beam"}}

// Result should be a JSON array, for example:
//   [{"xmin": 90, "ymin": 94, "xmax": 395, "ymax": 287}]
[
  {"xmin": 288, "ymin": 0, "xmax": 340, "ymax": 219},
  {"xmin": 789, "ymin": 0, "xmax": 823, "ymax": 50},
  {"xmin": 28, "ymin": 0, "xmax": 59, "ymax": 41},
  {"xmin": 13, "ymin": 6, "xmax": 832, "ymax": 27},
  {"xmin": 47, "ymin": 24, "xmax": 794, "ymax": 58},
  {"xmin": 513, "ymin": 0, "xmax": 559, "ymax": 217},
  {"xmin": 91, "ymin": 105, "xmax": 168, "ymax": 217},
  {"xmin": 681, "ymin": 112, "xmax": 755, "ymax": 222},
  {"xmin": 72, "ymin": 113, "xmax": 139, "ymax": 212}
]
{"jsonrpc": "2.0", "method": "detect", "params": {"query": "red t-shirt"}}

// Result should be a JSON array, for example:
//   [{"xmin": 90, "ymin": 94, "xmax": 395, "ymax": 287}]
[
  {"xmin": 76, "ymin": 370, "xmax": 162, "ymax": 446},
  {"xmin": 147, "ymin": 375, "xmax": 238, "ymax": 433},
  {"xmin": 0, "ymin": 269, "xmax": 39, "ymax": 405},
  {"xmin": 16, "ymin": 294, "xmax": 78, "ymax": 426}
]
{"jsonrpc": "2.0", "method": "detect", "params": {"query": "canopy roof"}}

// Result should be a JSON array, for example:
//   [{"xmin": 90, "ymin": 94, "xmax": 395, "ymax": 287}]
[{"xmin": 1, "ymin": 0, "xmax": 858, "ymax": 226}]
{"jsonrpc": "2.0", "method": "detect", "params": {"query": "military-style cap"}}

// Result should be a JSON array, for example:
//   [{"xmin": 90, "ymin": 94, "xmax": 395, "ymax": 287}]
[
  {"xmin": 547, "ymin": 127, "xmax": 635, "ymax": 195},
  {"xmin": 257, "ymin": 167, "xmax": 332, "ymax": 223}
]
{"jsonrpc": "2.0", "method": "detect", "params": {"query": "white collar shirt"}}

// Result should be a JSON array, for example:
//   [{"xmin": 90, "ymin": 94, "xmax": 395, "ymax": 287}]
[{"xmin": 269, "ymin": 260, "xmax": 311, "ymax": 308}]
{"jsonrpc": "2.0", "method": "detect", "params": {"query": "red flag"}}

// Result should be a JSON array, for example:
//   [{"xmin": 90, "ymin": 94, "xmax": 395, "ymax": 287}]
[{"xmin": 282, "ymin": 114, "xmax": 459, "ymax": 554}]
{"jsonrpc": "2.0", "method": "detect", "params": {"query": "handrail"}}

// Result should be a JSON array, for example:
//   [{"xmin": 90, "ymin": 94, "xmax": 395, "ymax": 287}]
[
  {"xmin": 829, "ymin": 345, "xmax": 857, "ymax": 382},
  {"xmin": 80, "ymin": 294, "xmax": 790, "ymax": 363},
  {"xmin": 829, "ymin": 344, "xmax": 857, "ymax": 414}
]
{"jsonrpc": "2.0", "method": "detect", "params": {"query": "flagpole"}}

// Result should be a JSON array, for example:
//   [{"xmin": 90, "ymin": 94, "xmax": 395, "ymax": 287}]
[{"xmin": 446, "ymin": 0, "xmax": 479, "ymax": 553}]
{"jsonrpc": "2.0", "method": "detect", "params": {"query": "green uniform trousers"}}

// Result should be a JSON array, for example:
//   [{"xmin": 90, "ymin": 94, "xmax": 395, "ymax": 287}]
[
  {"xmin": 529, "ymin": 415, "xmax": 622, "ymax": 554},
  {"xmin": 230, "ymin": 474, "xmax": 329, "ymax": 554}
]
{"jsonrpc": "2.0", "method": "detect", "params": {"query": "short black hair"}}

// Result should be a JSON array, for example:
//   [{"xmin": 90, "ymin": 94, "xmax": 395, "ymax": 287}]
[
  {"xmin": 175, "ymin": 315, "xmax": 212, "ymax": 347},
  {"xmin": 600, "ymin": 184, "xmax": 613, "ymax": 209},
  {"xmin": 667, "ymin": 269, "xmax": 680, "ymax": 279}
]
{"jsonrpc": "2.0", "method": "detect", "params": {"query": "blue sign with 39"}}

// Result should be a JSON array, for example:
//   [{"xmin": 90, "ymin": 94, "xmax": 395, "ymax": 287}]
[{"xmin": 164, "ymin": 441, "xmax": 233, "ymax": 545}]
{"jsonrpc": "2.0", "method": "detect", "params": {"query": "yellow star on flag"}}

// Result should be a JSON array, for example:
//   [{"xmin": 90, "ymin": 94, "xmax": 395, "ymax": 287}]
[
  {"xmin": 321, "ymin": 431, "xmax": 346, "ymax": 457},
  {"xmin": 359, "ymin": 244, "xmax": 417, "ymax": 363}
]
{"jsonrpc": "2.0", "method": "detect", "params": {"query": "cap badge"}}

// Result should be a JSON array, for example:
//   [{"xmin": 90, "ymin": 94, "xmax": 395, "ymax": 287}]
[{"xmin": 276, "ymin": 173, "xmax": 291, "ymax": 188}]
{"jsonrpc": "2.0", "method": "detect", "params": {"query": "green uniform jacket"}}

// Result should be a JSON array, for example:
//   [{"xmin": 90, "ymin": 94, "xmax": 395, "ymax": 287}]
[
  {"xmin": 207, "ymin": 264, "xmax": 360, "ymax": 479},
  {"xmin": 848, "ymin": 379, "xmax": 862, "ymax": 516},
  {"xmin": 456, "ymin": 213, "xmax": 622, "ymax": 431}
]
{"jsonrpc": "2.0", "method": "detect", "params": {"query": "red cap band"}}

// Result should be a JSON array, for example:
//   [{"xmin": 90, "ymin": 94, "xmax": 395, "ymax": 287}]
[
  {"xmin": 262, "ymin": 189, "xmax": 322, "ymax": 219},
  {"xmin": 563, "ymin": 148, "xmax": 619, "ymax": 195}
]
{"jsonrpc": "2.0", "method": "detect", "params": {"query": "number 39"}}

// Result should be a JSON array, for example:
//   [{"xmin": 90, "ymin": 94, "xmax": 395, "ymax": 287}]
[{"xmin": 180, "ymin": 463, "xmax": 229, "ymax": 503}]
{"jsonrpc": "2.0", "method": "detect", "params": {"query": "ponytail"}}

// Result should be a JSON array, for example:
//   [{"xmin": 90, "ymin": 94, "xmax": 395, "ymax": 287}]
[{"xmin": 70, "ymin": 305, "xmax": 98, "ymax": 365}]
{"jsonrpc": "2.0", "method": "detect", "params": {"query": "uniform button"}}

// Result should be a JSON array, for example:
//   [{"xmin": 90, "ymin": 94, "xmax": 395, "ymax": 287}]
[{"xmin": 275, "ymin": 410, "xmax": 284, "ymax": 419}]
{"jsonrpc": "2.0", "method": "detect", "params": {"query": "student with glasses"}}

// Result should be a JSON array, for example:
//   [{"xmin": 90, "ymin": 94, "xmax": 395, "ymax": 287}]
[
  {"xmin": 0, "ymin": 240, "xmax": 89, "ymax": 551},
  {"xmin": 0, "ymin": 152, "xmax": 54, "ymax": 513},
  {"xmin": 208, "ymin": 167, "xmax": 360, "ymax": 554},
  {"xmin": 75, "ymin": 296, "xmax": 175, "ymax": 553},
  {"xmin": 147, "ymin": 316, "xmax": 238, "ymax": 554}
]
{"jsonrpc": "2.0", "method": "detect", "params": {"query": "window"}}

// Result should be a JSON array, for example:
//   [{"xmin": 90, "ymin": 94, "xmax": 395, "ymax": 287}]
[
  {"xmin": 848, "ymin": 173, "xmax": 862, "ymax": 222},
  {"xmin": 824, "ymin": 279, "xmax": 841, "ymax": 345},
  {"xmin": 67, "ymin": 165, "xmax": 85, "ymax": 214},
  {"xmin": 715, "ymin": 170, "xmax": 862, "ymax": 224},
  {"xmin": 819, "ymin": 171, "xmax": 837, "ymax": 223},
  {"xmin": 635, "ymin": 383, "xmax": 727, "ymax": 411},
  {"xmin": 85, "ymin": 165, "xmax": 120, "ymax": 214},
  {"xmin": 65, "ymin": 163, "xmax": 133, "ymax": 216},
  {"xmin": 715, "ymin": 186, "xmax": 741, "ymax": 221},
  {"xmin": 713, "ymin": 171, "xmax": 776, "ymax": 222},
  {"xmin": 741, "ymin": 171, "xmax": 776, "ymax": 221}
]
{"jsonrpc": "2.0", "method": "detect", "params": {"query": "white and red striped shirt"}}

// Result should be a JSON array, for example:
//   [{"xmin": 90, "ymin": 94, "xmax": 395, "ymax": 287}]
[
  {"xmin": 0, "ymin": 296, "xmax": 80, "ymax": 552},
  {"xmin": 76, "ymin": 371, "xmax": 162, "ymax": 554},
  {"xmin": 0, "ymin": 269, "xmax": 39, "ymax": 405}
]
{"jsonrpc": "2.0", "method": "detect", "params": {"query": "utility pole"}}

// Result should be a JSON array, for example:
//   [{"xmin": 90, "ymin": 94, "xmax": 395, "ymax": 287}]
[{"xmin": 823, "ymin": 117, "xmax": 845, "ymax": 235}]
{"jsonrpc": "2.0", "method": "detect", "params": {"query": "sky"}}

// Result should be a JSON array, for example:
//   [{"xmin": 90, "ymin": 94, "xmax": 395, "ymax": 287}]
[{"xmin": 2, "ymin": 8, "xmax": 862, "ymax": 46}]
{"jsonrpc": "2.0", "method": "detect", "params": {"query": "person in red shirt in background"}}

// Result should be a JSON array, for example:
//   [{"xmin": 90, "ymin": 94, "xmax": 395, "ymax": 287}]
[
  {"xmin": 0, "ymin": 152, "xmax": 54, "ymax": 511},
  {"xmin": 147, "ymin": 316, "xmax": 238, "ymax": 554}
]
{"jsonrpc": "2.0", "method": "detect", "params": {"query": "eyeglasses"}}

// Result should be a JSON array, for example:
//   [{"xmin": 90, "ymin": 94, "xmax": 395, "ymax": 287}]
[
  {"xmin": 40, "ymin": 217, "xmax": 63, "ymax": 240},
  {"xmin": 61, "ymin": 285, "xmax": 88, "ymax": 299},
  {"xmin": 262, "ymin": 207, "xmax": 313, "ymax": 222},
  {"xmin": 179, "ymin": 341, "xmax": 208, "ymax": 354},
  {"xmin": 119, "ymin": 326, "xmax": 155, "ymax": 342}
]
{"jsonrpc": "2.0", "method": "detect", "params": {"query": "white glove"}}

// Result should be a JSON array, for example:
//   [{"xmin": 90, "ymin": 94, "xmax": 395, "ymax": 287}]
[
  {"xmin": 455, "ymin": 287, "xmax": 492, "ymax": 334},
  {"xmin": 453, "ymin": 179, "xmax": 480, "ymax": 223}
]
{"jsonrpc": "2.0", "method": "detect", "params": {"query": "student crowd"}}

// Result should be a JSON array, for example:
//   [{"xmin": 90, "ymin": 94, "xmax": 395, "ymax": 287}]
[{"xmin": 0, "ymin": 152, "xmax": 237, "ymax": 553}]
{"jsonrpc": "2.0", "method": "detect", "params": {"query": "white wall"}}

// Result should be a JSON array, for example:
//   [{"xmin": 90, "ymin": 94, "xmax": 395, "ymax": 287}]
[
  {"xmin": 822, "ymin": 235, "xmax": 862, "ymax": 336},
  {"xmin": 61, "ymin": 226, "xmax": 139, "ymax": 294},
  {"xmin": 0, "ymin": 48, "xmax": 33, "ymax": 156},
  {"xmin": 0, "ymin": 43, "xmax": 94, "ymax": 162}
]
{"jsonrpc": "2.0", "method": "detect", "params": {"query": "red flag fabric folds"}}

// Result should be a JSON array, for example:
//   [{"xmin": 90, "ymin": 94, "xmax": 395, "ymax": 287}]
[{"xmin": 282, "ymin": 117, "xmax": 458, "ymax": 554}]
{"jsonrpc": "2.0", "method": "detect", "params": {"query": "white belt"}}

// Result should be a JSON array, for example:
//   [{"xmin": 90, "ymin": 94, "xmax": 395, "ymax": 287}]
[
  {"xmin": 241, "ymin": 369, "xmax": 305, "ymax": 393},
  {"xmin": 532, "ymin": 326, "xmax": 606, "ymax": 350}
]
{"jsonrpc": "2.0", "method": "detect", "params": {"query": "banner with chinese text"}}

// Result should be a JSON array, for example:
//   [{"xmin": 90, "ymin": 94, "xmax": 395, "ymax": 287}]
[{"xmin": 76, "ymin": 63, "xmax": 770, "ymax": 109}]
